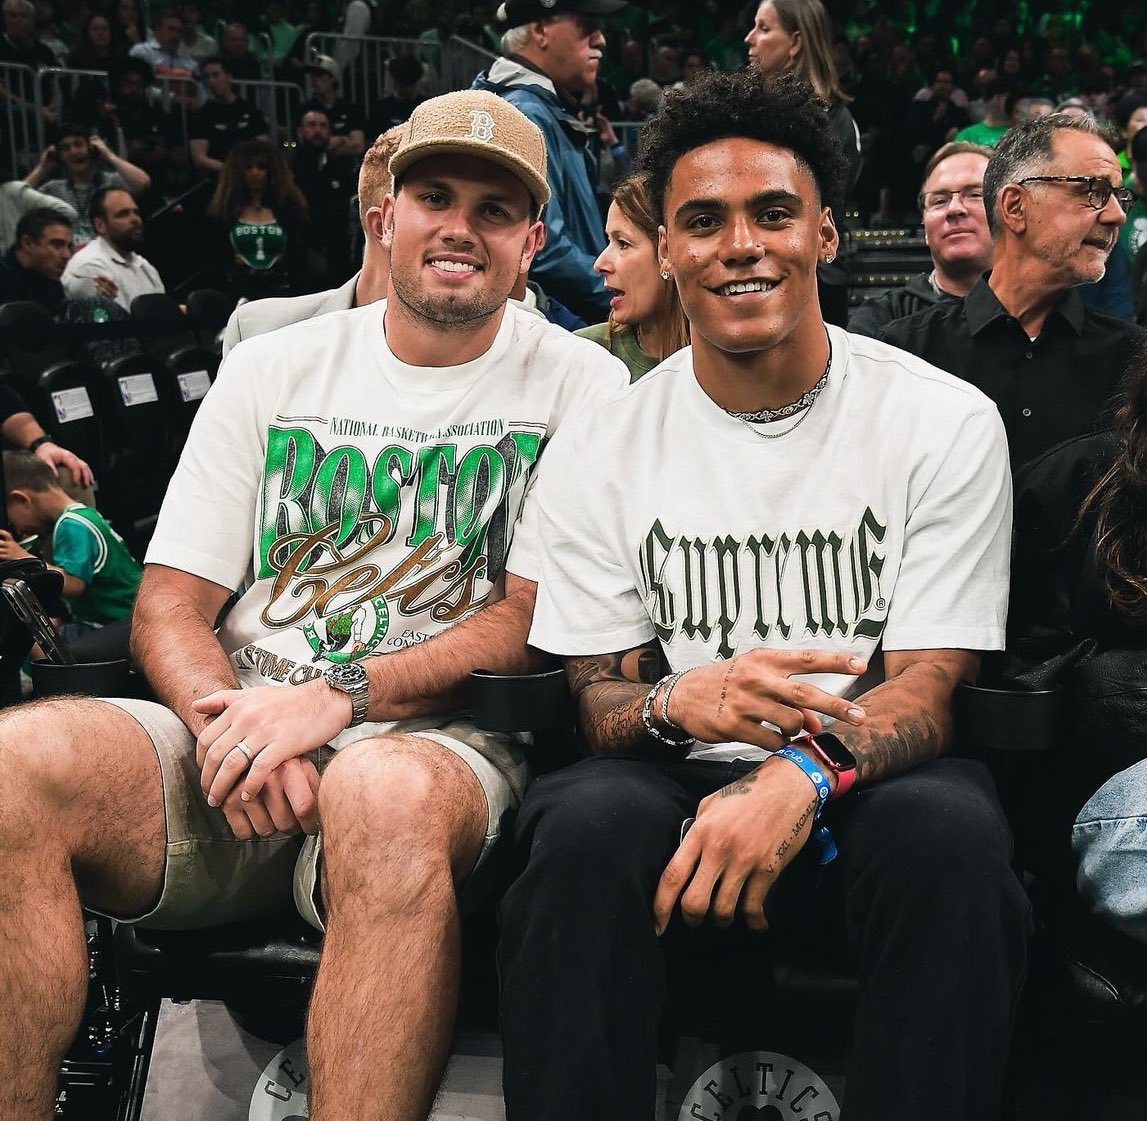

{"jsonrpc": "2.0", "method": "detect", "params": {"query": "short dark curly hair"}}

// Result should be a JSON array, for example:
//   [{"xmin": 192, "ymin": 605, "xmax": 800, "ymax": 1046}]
[{"xmin": 637, "ymin": 70, "xmax": 848, "ymax": 222}]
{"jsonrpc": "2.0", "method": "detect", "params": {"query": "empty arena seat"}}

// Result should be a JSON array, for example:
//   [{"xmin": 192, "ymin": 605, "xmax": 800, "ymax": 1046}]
[
  {"xmin": 36, "ymin": 360, "xmax": 113, "ymax": 481},
  {"xmin": 0, "ymin": 301, "xmax": 78, "ymax": 384},
  {"xmin": 129, "ymin": 293, "xmax": 199, "ymax": 365}
]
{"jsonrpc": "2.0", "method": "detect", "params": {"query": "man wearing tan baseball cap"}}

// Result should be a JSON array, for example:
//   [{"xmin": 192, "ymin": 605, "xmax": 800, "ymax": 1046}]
[
  {"xmin": 0, "ymin": 87, "xmax": 628, "ymax": 1121},
  {"xmin": 475, "ymin": 0, "xmax": 627, "ymax": 323}
]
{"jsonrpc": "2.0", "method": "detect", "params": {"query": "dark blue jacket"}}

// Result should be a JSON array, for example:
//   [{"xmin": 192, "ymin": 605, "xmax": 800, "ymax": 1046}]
[{"xmin": 474, "ymin": 58, "xmax": 610, "ymax": 323}]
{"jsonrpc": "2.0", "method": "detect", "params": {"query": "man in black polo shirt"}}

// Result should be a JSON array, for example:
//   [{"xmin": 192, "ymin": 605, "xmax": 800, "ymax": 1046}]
[
  {"xmin": 0, "ymin": 207, "xmax": 70, "ymax": 316},
  {"xmin": 881, "ymin": 112, "xmax": 1144, "ymax": 471},
  {"xmin": 189, "ymin": 56, "xmax": 270, "ymax": 176},
  {"xmin": 300, "ymin": 54, "xmax": 366, "ymax": 160}
]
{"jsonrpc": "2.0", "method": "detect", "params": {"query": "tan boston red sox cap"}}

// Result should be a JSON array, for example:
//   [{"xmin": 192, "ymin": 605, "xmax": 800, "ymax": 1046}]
[{"xmin": 388, "ymin": 89, "xmax": 551, "ymax": 210}]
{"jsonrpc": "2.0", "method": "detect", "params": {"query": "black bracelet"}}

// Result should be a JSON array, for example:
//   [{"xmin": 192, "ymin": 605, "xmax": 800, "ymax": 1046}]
[{"xmin": 26, "ymin": 435, "xmax": 53, "ymax": 453}]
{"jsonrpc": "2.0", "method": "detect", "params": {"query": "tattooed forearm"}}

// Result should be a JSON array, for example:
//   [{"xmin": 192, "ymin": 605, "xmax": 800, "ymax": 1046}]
[
  {"xmin": 833, "ymin": 654, "xmax": 973, "ymax": 786},
  {"xmin": 565, "ymin": 644, "xmax": 672, "ymax": 756}
]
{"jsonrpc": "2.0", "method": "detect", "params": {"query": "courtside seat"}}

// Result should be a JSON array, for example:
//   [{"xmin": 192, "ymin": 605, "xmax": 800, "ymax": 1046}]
[
  {"xmin": 185, "ymin": 288, "xmax": 238, "ymax": 352},
  {"xmin": 161, "ymin": 346, "xmax": 219, "ymax": 454},
  {"xmin": 0, "ymin": 300, "xmax": 79, "ymax": 383},
  {"xmin": 128, "ymin": 294, "xmax": 199, "ymax": 365},
  {"xmin": 37, "ymin": 360, "xmax": 114, "ymax": 481}
]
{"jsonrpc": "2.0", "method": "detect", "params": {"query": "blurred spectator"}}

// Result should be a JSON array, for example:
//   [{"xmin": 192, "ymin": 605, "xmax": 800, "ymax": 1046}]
[
  {"xmin": 300, "ymin": 54, "xmax": 366, "ymax": 160},
  {"xmin": 617, "ymin": 38, "xmax": 646, "ymax": 83},
  {"xmin": 850, "ymin": 142, "xmax": 993, "ymax": 338},
  {"xmin": 189, "ymin": 56, "xmax": 269, "ymax": 176},
  {"xmin": 1114, "ymin": 94, "xmax": 1147, "ymax": 186},
  {"xmin": 0, "ymin": 208, "xmax": 71, "ymax": 315},
  {"xmin": 219, "ymin": 20, "xmax": 260, "ymax": 82},
  {"xmin": 67, "ymin": 11, "xmax": 122, "ymax": 70},
  {"xmin": 966, "ymin": 66, "xmax": 996, "ymax": 122},
  {"xmin": 207, "ymin": 138, "xmax": 309, "ymax": 299},
  {"xmin": 0, "ymin": 178, "xmax": 74, "ymax": 249},
  {"xmin": 177, "ymin": 1, "xmax": 217, "ymax": 62},
  {"xmin": 1055, "ymin": 97, "xmax": 1091, "ymax": 118},
  {"xmin": 62, "ymin": 186, "xmax": 164, "ymax": 309},
  {"xmin": 290, "ymin": 105, "xmax": 354, "ymax": 287},
  {"xmin": 674, "ymin": 47, "xmax": 709, "ymax": 88},
  {"xmin": 106, "ymin": 58, "xmax": 183, "ymax": 194},
  {"xmin": 110, "ymin": 0, "xmax": 144, "ymax": 50},
  {"xmin": 648, "ymin": 43, "xmax": 679, "ymax": 87},
  {"xmin": 33, "ymin": 0, "xmax": 65, "ymax": 65},
  {"xmin": 574, "ymin": 173, "xmax": 687, "ymax": 381},
  {"xmin": 1012, "ymin": 95, "xmax": 1054, "ymax": 123},
  {"xmin": 1118, "ymin": 127, "xmax": 1147, "ymax": 267},
  {"xmin": 954, "ymin": 74, "xmax": 1013, "ymax": 147},
  {"xmin": 129, "ymin": 6, "xmax": 200, "ymax": 108},
  {"xmin": 1000, "ymin": 45, "xmax": 1026, "ymax": 84},
  {"xmin": 958, "ymin": 32, "xmax": 997, "ymax": 90},
  {"xmin": 0, "ymin": 0, "xmax": 56, "ymax": 68},
  {"xmin": 370, "ymin": 53, "xmax": 425, "ymax": 134},
  {"xmin": 25, "ymin": 124, "xmax": 151, "ymax": 249},
  {"xmin": 744, "ymin": 0, "xmax": 861, "ymax": 198},
  {"xmin": 909, "ymin": 66, "xmax": 970, "ymax": 166},
  {"xmin": 623, "ymin": 77, "xmax": 661, "ymax": 121},
  {"xmin": 476, "ymin": 0, "xmax": 625, "ymax": 323},
  {"xmin": 1039, "ymin": 45, "xmax": 1076, "ymax": 103}
]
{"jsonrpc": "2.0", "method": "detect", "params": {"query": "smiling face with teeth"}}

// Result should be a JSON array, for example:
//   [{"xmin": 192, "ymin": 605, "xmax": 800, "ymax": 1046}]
[
  {"xmin": 381, "ymin": 153, "xmax": 544, "ymax": 362},
  {"xmin": 658, "ymin": 135, "xmax": 837, "ymax": 409}
]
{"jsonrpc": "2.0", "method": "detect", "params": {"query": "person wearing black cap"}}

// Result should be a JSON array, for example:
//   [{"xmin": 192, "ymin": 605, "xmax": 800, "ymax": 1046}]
[{"xmin": 473, "ymin": 0, "xmax": 626, "ymax": 323}]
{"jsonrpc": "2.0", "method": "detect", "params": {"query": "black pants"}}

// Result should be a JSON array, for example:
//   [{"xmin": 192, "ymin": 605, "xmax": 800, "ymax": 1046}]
[{"xmin": 498, "ymin": 755, "xmax": 1031, "ymax": 1121}]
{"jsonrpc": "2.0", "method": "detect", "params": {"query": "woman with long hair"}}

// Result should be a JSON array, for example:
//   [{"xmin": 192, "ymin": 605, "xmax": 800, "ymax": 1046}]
[
  {"xmin": 744, "ymin": 0, "xmax": 861, "ymax": 195},
  {"xmin": 67, "ymin": 11, "xmax": 122, "ymax": 70},
  {"xmin": 575, "ymin": 174, "xmax": 688, "ymax": 381},
  {"xmin": 109, "ymin": 0, "xmax": 144, "ymax": 50},
  {"xmin": 207, "ymin": 139, "xmax": 310, "ymax": 299},
  {"xmin": 1009, "ymin": 336, "xmax": 1147, "ymax": 940}
]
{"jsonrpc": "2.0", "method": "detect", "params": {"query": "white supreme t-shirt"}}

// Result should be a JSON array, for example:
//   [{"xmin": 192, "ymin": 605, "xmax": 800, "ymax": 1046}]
[
  {"xmin": 147, "ymin": 299, "xmax": 627, "ymax": 742},
  {"xmin": 516, "ymin": 325, "xmax": 1013, "ymax": 761}
]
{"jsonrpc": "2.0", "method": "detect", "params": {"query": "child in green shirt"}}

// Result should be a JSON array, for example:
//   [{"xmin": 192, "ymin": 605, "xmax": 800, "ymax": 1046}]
[{"xmin": 0, "ymin": 452, "xmax": 142, "ymax": 641}]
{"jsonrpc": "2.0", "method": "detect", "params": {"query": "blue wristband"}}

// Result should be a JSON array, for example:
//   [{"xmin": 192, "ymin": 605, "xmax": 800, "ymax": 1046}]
[{"xmin": 773, "ymin": 746, "xmax": 838, "ymax": 865}]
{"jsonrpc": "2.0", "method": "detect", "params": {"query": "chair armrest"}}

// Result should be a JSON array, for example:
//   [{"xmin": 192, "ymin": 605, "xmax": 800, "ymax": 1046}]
[
  {"xmin": 954, "ymin": 682, "xmax": 1064, "ymax": 755},
  {"xmin": 469, "ymin": 667, "xmax": 571, "ymax": 733}
]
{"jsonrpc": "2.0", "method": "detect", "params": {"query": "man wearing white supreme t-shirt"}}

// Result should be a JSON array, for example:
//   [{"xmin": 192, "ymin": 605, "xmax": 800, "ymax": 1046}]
[
  {"xmin": 498, "ymin": 71, "xmax": 1030, "ymax": 1121},
  {"xmin": 0, "ymin": 91, "xmax": 626, "ymax": 1121}
]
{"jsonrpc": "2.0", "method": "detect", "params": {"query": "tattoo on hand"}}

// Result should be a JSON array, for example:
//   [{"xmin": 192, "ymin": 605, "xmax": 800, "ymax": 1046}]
[
  {"xmin": 715, "ymin": 662, "xmax": 734, "ymax": 718},
  {"xmin": 775, "ymin": 837, "xmax": 791, "ymax": 861},
  {"xmin": 721, "ymin": 770, "xmax": 759, "ymax": 797},
  {"xmin": 790, "ymin": 797, "xmax": 818, "ymax": 837}
]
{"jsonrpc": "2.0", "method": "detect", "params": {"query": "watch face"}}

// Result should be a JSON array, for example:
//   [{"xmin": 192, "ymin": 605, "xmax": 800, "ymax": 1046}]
[
  {"xmin": 813, "ymin": 732, "xmax": 857, "ymax": 771},
  {"xmin": 326, "ymin": 662, "xmax": 367, "ymax": 686}
]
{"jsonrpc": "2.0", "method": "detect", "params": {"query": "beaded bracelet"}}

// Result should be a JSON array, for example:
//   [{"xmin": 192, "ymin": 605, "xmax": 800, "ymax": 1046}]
[{"xmin": 641, "ymin": 671, "xmax": 695, "ymax": 747}]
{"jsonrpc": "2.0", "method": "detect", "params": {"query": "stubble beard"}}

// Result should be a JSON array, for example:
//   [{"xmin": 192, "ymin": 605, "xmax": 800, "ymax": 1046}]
[{"xmin": 390, "ymin": 267, "xmax": 506, "ymax": 332}]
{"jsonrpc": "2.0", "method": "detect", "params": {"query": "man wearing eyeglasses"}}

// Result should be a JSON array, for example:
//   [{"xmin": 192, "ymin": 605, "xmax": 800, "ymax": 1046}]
[
  {"xmin": 850, "ymin": 141, "xmax": 993, "ymax": 337},
  {"xmin": 881, "ymin": 112, "xmax": 1144, "ymax": 471}
]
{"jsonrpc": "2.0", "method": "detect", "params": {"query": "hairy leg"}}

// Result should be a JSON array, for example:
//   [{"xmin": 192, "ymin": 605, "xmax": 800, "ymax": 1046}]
[
  {"xmin": 0, "ymin": 698, "xmax": 167, "ymax": 1120},
  {"xmin": 307, "ymin": 735, "xmax": 487, "ymax": 1121}
]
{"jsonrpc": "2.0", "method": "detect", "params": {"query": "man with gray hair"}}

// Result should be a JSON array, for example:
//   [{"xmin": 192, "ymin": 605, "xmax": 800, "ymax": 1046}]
[
  {"xmin": 881, "ymin": 111, "xmax": 1144, "ymax": 470},
  {"xmin": 473, "ymin": 0, "xmax": 626, "ymax": 322}
]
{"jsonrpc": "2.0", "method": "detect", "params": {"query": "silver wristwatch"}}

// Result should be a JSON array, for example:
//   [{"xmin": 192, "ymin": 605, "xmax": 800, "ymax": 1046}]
[{"xmin": 323, "ymin": 662, "xmax": 370, "ymax": 728}]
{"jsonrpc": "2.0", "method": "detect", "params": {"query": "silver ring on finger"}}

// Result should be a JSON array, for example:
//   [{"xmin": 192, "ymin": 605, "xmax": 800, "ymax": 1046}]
[{"xmin": 232, "ymin": 740, "xmax": 253, "ymax": 761}]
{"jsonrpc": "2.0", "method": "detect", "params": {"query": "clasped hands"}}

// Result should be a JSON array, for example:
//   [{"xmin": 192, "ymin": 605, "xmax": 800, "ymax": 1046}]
[
  {"xmin": 650, "ymin": 648, "xmax": 867, "ymax": 935},
  {"xmin": 191, "ymin": 678, "xmax": 353, "ymax": 841}
]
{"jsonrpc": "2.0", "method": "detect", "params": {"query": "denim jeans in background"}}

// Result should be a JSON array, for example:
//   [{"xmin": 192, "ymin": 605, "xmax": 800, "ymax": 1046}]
[{"xmin": 1073, "ymin": 758, "xmax": 1147, "ymax": 941}]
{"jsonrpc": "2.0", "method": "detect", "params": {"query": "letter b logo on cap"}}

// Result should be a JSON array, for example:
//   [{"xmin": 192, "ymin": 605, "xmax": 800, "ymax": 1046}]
[{"xmin": 466, "ymin": 109, "xmax": 496, "ymax": 143}]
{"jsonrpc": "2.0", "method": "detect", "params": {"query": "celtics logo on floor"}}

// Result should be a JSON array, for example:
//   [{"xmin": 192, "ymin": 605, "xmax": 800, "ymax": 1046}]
[
  {"xmin": 250, "ymin": 1038, "xmax": 308, "ymax": 1120},
  {"xmin": 302, "ymin": 596, "xmax": 389, "ymax": 663},
  {"xmin": 678, "ymin": 1051, "xmax": 839, "ymax": 1121}
]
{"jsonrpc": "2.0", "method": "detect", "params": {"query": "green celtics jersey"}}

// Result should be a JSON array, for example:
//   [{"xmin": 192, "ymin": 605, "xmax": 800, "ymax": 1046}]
[
  {"xmin": 52, "ymin": 503, "xmax": 142, "ymax": 625},
  {"xmin": 230, "ymin": 220, "xmax": 286, "ymax": 271}
]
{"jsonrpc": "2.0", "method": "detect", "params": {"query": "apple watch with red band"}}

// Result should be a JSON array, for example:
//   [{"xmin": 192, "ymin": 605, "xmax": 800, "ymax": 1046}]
[{"xmin": 803, "ymin": 732, "xmax": 859, "ymax": 797}]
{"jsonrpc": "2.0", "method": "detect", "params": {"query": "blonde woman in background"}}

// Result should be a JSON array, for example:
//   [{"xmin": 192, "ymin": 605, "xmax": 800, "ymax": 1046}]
[{"xmin": 576, "ymin": 173, "xmax": 688, "ymax": 382}]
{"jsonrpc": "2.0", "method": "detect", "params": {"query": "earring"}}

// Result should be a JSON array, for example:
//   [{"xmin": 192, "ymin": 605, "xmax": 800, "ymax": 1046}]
[
  {"xmin": 660, "ymin": 269, "xmax": 671, "ymax": 280},
  {"xmin": 824, "ymin": 253, "xmax": 836, "ymax": 264}
]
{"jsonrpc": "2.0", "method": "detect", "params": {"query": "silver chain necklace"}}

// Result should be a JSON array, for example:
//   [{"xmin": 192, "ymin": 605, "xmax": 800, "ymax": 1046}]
[{"xmin": 728, "ymin": 337, "xmax": 832, "ymax": 440}]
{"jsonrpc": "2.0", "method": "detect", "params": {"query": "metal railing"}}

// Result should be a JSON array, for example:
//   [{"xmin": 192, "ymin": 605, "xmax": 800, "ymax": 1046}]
[
  {"xmin": 0, "ymin": 62, "xmax": 44, "ymax": 176},
  {"xmin": 303, "ymin": 32, "xmax": 445, "ymax": 110},
  {"xmin": 233, "ymin": 78, "xmax": 302, "ymax": 144},
  {"xmin": 440, "ymin": 36, "xmax": 497, "ymax": 92}
]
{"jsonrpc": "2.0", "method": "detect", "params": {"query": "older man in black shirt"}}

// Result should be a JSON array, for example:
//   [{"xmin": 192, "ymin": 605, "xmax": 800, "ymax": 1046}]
[
  {"xmin": 0, "ymin": 207, "xmax": 70, "ymax": 316},
  {"xmin": 881, "ymin": 112, "xmax": 1144, "ymax": 471}
]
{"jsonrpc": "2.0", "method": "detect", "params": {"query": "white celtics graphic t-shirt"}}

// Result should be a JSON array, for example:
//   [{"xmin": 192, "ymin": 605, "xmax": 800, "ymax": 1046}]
[
  {"xmin": 516, "ymin": 325, "xmax": 1013, "ymax": 761},
  {"xmin": 147, "ymin": 299, "xmax": 627, "ymax": 743}
]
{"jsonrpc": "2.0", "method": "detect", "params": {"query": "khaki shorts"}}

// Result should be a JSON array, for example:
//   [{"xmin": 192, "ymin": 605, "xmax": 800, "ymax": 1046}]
[{"xmin": 97, "ymin": 698, "xmax": 529, "ymax": 932}]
